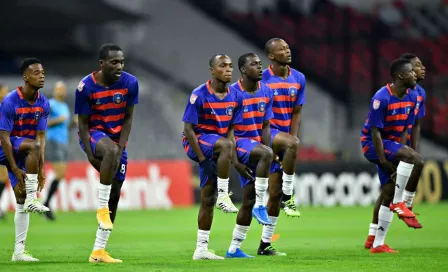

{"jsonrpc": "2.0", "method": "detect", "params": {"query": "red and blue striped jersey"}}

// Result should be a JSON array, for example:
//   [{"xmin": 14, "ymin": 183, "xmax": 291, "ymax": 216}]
[
  {"xmin": 261, "ymin": 65, "xmax": 306, "ymax": 133},
  {"xmin": 360, "ymin": 84, "xmax": 417, "ymax": 145},
  {"xmin": 407, "ymin": 83, "xmax": 426, "ymax": 142},
  {"xmin": 75, "ymin": 71, "xmax": 139, "ymax": 140},
  {"xmin": 231, "ymin": 79, "xmax": 273, "ymax": 142},
  {"xmin": 0, "ymin": 87, "xmax": 50, "ymax": 139},
  {"xmin": 182, "ymin": 80, "xmax": 243, "ymax": 137}
]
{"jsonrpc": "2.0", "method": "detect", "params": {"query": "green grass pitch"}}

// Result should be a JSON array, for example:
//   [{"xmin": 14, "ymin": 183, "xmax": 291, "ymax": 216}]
[{"xmin": 1, "ymin": 203, "xmax": 448, "ymax": 271}]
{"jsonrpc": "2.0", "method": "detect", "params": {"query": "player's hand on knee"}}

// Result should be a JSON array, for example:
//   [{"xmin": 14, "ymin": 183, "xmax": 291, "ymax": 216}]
[
  {"xmin": 199, "ymin": 159, "xmax": 217, "ymax": 182},
  {"xmin": 380, "ymin": 160, "xmax": 397, "ymax": 175},
  {"xmin": 87, "ymin": 155, "xmax": 102, "ymax": 171},
  {"xmin": 12, "ymin": 167, "xmax": 26, "ymax": 193},
  {"xmin": 235, "ymin": 163, "xmax": 254, "ymax": 182}
]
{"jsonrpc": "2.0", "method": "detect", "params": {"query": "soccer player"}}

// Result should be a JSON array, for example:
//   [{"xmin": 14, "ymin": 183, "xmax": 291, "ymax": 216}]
[
  {"xmin": 364, "ymin": 54, "xmax": 426, "ymax": 248},
  {"xmin": 0, "ymin": 58, "xmax": 50, "ymax": 261},
  {"xmin": 182, "ymin": 54, "xmax": 243, "ymax": 260},
  {"xmin": 0, "ymin": 83, "xmax": 10, "ymax": 220},
  {"xmin": 43, "ymin": 81, "xmax": 72, "ymax": 221},
  {"xmin": 225, "ymin": 53, "xmax": 275, "ymax": 258},
  {"xmin": 75, "ymin": 44, "xmax": 138, "ymax": 263},
  {"xmin": 360, "ymin": 58, "xmax": 424, "ymax": 254},
  {"xmin": 258, "ymin": 38, "xmax": 305, "ymax": 256}
]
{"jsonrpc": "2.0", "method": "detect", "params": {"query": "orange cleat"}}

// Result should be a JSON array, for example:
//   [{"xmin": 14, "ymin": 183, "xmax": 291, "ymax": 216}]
[
  {"xmin": 364, "ymin": 235, "xmax": 375, "ymax": 249},
  {"xmin": 399, "ymin": 207, "xmax": 422, "ymax": 228},
  {"xmin": 389, "ymin": 202, "xmax": 415, "ymax": 218},
  {"xmin": 370, "ymin": 244, "xmax": 399, "ymax": 254}
]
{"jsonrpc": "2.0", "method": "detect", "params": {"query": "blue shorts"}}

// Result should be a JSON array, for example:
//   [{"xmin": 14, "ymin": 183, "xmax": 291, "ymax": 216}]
[
  {"xmin": 236, "ymin": 138, "xmax": 260, "ymax": 188},
  {"xmin": 362, "ymin": 140, "xmax": 403, "ymax": 186},
  {"xmin": 0, "ymin": 137, "xmax": 26, "ymax": 188},
  {"xmin": 79, "ymin": 131, "xmax": 128, "ymax": 182},
  {"xmin": 270, "ymin": 128, "xmax": 284, "ymax": 174},
  {"xmin": 183, "ymin": 134, "xmax": 220, "ymax": 188}
]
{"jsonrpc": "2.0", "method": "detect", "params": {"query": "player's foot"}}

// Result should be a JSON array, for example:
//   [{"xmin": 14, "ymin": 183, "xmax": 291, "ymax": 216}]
[
  {"xmin": 97, "ymin": 207, "xmax": 113, "ymax": 230},
  {"xmin": 389, "ymin": 202, "xmax": 414, "ymax": 218},
  {"xmin": 252, "ymin": 205, "xmax": 272, "ymax": 225},
  {"xmin": 216, "ymin": 192, "xmax": 238, "ymax": 213},
  {"xmin": 370, "ymin": 244, "xmax": 399, "ymax": 254},
  {"xmin": 43, "ymin": 210, "xmax": 55, "ymax": 221},
  {"xmin": 193, "ymin": 248, "xmax": 225, "ymax": 260},
  {"xmin": 89, "ymin": 249, "xmax": 122, "ymax": 263},
  {"xmin": 0, "ymin": 209, "xmax": 5, "ymax": 220},
  {"xmin": 12, "ymin": 251, "xmax": 39, "ymax": 262},
  {"xmin": 257, "ymin": 241, "xmax": 287, "ymax": 256},
  {"xmin": 364, "ymin": 235, "xmax": 375, "ymax": 249},
  {"xmin": 24, "ymin": 198, "xmax": 50, "ymax": 213},
  {"xmin": 281, "ymin": 195, "xmax": 301, "ymax": 217},
  {"xmin": 399, "ymin": 207, "xmax": 422, "ymax": 228},
  {"xmin": 226, "ymin": 248, "xmax": 254, "ymax": 258}
]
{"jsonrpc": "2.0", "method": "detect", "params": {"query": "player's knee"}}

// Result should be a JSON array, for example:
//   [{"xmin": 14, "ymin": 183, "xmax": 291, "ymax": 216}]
[
  {"xmin": 411, "ymin": 152, "xmax": 424, "ymax": 169},
  {"xmin": 221, "ymin": 138, "xmax": 233, "ymax": 152},
  {"xmin": 260, "ymin": 147, "xmax": 274, "ymax": 164},
  {"xmin": 201, "ymin": 195, "xmax": 216, "ymax": 210},
  {"xmin": 286, "ymin": 136, "xmax": 300, "ymax": 152},
  {"xmin": 269, "ymin": 185, "xmax": 283, "ymax": 201}
]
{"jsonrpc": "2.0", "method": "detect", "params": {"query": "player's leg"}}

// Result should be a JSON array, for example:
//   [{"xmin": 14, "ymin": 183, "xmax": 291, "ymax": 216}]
[
  {"xmin": 44, "ymin": 141, "xmax": 68, "ymax": 220},
  {"xmin": 0, "ymin": 166, "xmax": 8, "ymax": 220},
  {"xmin": 212, "ymin": 136, "xmax": 238, "ymax": 213},
  {"xmin": 193, "ymin": 178, "xmax": 224, "ymax": 260},
  {"xmin": 258, "ymin": 171, "xmax": 286, "ymax": 256},
  {"xmin": 364, "ymin": 190, "xmax": 383, "ymax": 249},
  {"xmin": 15, "ymin": 138, "xmax": 49, "ymax": 213},
  {"xmin": 271, "ymin": 131, "xmax": 301, "ymax": 217},
  {"xmin": 226, "ymin": 181, "xmax": 256, "ymax": 258},
  {"xmin": 246, "ymin": 142, "xmax": 273, "ymax": 225},
  {"xmin": 89, "ymin": 150, "xmax": 127, "ymax": 264}
]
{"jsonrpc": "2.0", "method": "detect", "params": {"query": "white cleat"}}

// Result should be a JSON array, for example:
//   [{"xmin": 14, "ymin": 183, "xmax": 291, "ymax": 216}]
[
  {"xmin": 24, "ymin": 198, "xmax": 50, "ymax": 213},
  {"xmin": 193, "ymin": 249, "xmax": 225, "ymax": 260},
  {"xmin": 216, "ymin": 192, "xmax": 238, "ymax": 213},
  {"xmin": 12, "ymin": 251, "xmax": 39, "ymax": 262}
]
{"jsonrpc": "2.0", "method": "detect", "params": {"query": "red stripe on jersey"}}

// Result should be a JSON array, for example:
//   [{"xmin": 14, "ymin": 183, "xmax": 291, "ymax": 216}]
[
  {"xmin": 92, "ymin": 101, "xmax": 127, "ymax": 111},
  {"xmin": 203, "ymin": 102, "xmax": 238, "ymax": 109},
  {"xmin": 383, "ymin": 125, "xmax": 405, "ymax": 132},
  {"xmin": 237, "ymin": 147, "xmax": 249, "ymax": 153},
  {"xmin": 385, "ymin": 114, "xmax": 408, "ymax": 122},
  {"xmin": 273, "ymin": 107, "xmax": 293, "ymax": 114},
  {"xmin": 91, "ymin": 88, "xmax": 128, "ymax": 99},
  {"xmin": 362, "ymin": 128, "xmax": 368, "ymax": 134},
  {"xmin": 90, "ymin": 113, "xmax": 125, "ymax": 122},
  {"xmin": 202, "ymin": 114, "xmax": 233, "ymax": 122},
  {"xmin": 417, "ymin": 96, "xmax": 423, "ymax": 102},
  {"xmin": 15, "ymin": 119, "xmax": 38, "ymax": 126},
  {"xmin": 270, "ymin": 119, "xmax": 291, "ymax": 127},
  {"xmin": 11, "ymin": 130, "xmax": 36, "ymax": 137},
  {"xmin": 362, "ymin": 145, "xmax": 369, "ymax": 154},
  {"xmin": 243, "ymin": 111, "xmax": 265, "ymax": 118},
  {"xmin": 360, "ymin": 136, "xmax": 368, "ymax": 141},
  {"xmin": 387, "ymin": 102, "xmax": 415, "ymax": 110},
  {"xmin": 244, "ymin": 97, "xmax": 269, "ymax": 105},
  {"xmin": 196, "ymin": 124, "xmax": 229, "ymax": 134},
  {"xmin": 91, "ymin": 124, "xmax": 123, "ymax": 135},
  {"xmin": 273, "ymin": 95, "xmax": 296, "ymax": 102},
  {"xmin": 16, "ymin": 107, "xmax": 44, "ymax": 114},
  {"xmin": 266, "ymin": 83, "xmax": 301, "ymax": 90},
  {"xmin": 234, "ymin": 124, "xmax": 262, "ymax": 131}
]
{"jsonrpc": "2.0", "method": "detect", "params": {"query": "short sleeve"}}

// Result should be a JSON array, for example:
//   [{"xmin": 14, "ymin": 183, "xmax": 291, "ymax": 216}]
[
  {"xmin": 295, "ymin": 74, "xmax": 306, "ymax": 106},
  {"xmin": 231, "ymin": 91, "xmax": 244, "ymax": 124},
  {"xmin": 182, "ymin": 92, "xmax": 202, "ymax": 125},
  {"xmin": 37, "ymin": 99, "xmax": 50, "ymax": 131},
  {"xmin": 127, "ymin": 79, "xmax": 139, "ymax": 106},
  {"xmin": 0, "ymin": 100, "xmax": 16, "ymax": 133},
  {"xmin": 264, "ymin": 89, "xmax": 274, "ymax": 121},
  {"xmin": 367, "ymin": 97, "xmax": 386, "ymax": 128}
]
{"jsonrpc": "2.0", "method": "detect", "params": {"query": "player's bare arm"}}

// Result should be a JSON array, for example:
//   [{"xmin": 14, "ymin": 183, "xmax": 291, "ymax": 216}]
[
  {"xmin": 184, "ymin": 122, "xmax": 206, "ymax": 162},
  {"xmin": 290, "ymin": 105, "xmax": 302, "ymax": 138},
  {"xmin": 228, "ymin": 124, "xmax": 253, "ymax": 181},
  {"xmin": 0, "ymin": 130, "xmax": 25, "ymax": 189},
  {"xmin": 47, "ymin": 116, "xmax": 67, "ymax": 127},
  {"xmin": 411, "ymin": 119, "xmax": 421, "ymax": 151},
  {"xmin": 117, "ymin": 105, "xmax": 134, "ymax": 156},
  {"xmin": 371, "ymin": 127, "xmax": 396, "ymax": 174},
  {"xmin": 261, "ymin": 120, "xmax": 271, "ymax": 147},
  {"xmin": 78, "ymin": 114, "xmax": 101, "ymax": 170},
  {"xmin": 36, "ymin": 130, "xmax": 46, "ymax": 191}
]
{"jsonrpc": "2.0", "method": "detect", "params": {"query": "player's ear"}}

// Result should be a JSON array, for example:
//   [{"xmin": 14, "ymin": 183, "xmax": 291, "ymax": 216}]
[
  {"xmin": 398, "ymin": 73, "xmax": 404, "ymax": 80},
  {"xmin": 99, "ymin": 60, "xmax": 104, "ymax": 70},
  {"xmin": 22, "ymin": 73, "xmax": 27, "ymax": 82},
  {"xmin": 209, "ymin": 67, "xmax": 214, "ymax": 76},
  {"xmin": 240, "ymin": 66, "xmax": 246, "ymax": 74}
]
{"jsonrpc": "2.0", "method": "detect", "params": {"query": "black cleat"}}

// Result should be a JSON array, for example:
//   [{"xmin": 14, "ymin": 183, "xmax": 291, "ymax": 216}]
[
  {"xmin": 257, "ymin": 241, "xmax": 287, "ymax": 256},
  {"xmin": 44, "ymin": 210, "xmax": 55, "ymax": 221}
]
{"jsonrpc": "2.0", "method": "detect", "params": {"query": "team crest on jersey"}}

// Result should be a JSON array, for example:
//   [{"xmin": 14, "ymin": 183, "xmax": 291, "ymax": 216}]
[
  {"xmin": 406, "ymin": 106, "xmax": 411, "ymax": 115},
  {"xmin": 273, "ymin": 89, "xmax": 278, "ymax": 96},
  {"xmin": 243, "ymin": 106, "xmax": 248, "ymax": 113},
  {"xmin": 77, "ymin": 81, "xmax": 85, "ymax": 92},
  {"xmin": 416, "ymin": 102, "xmax": 420, "ymax": 109},
  {"xmin": 289, "ymin": 87, "xmax": 297, "ymax": 98},
  {"xmin": 190, "ymin": 94, "xmax": 198, "ymax": 104},
  {"xmin": 258, "ymin": 101, "xmax": 266, "ymax": 112},
  {"xmin": 96, "ymin": 99, "xmax": 101, "ymax": 105},
  {"xmin": 373, "ymin": 99, "xmax": 380, "ymax": 110},
  {"xmin": 113, "ymin": 93, "xmax": 124, "ymax": 104},
  {"xmin": 34, "ymin": 110, "xmax": 41, "ymax": 120},
  {"xmin": 226, "ymin": 106, "xmax": 234, "ymax": 116}
]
